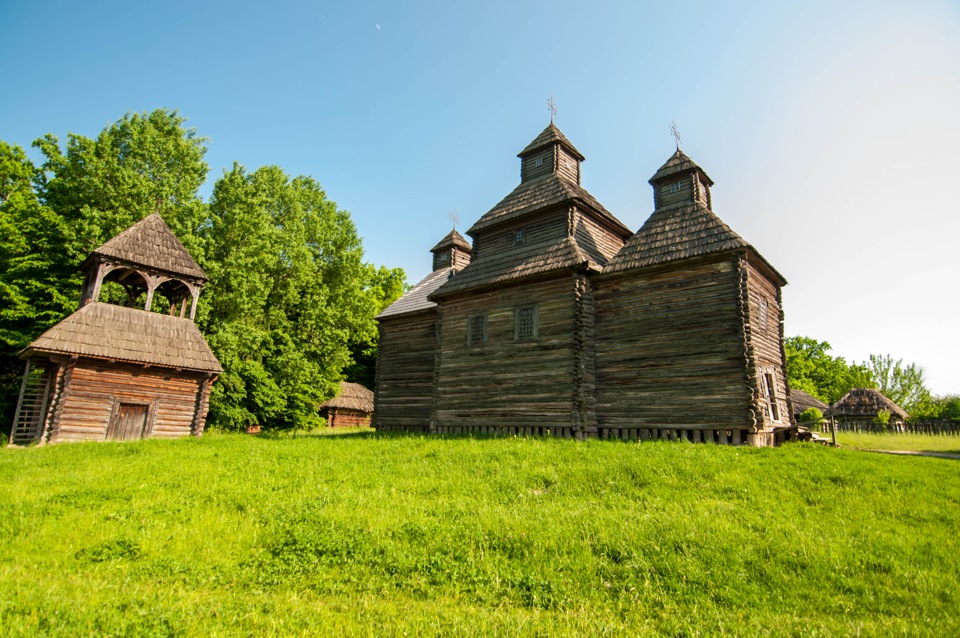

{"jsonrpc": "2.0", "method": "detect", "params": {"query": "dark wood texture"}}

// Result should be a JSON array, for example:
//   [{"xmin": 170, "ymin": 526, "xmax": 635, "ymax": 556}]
[{"xmin": 374, "ymin": 311, "xmax": 437, "ymax": 431}]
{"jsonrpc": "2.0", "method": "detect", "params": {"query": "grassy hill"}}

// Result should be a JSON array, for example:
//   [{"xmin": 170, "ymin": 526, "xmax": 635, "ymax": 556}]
[{"xmin": 1, "ymin": 432, "xmax": 958, "ymax": 636}]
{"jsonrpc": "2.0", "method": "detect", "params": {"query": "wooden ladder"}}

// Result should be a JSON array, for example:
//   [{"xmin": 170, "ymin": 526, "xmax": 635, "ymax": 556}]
[{"xmin": 9, "ymin": 360, "xmax": 52, "ymax": 446}]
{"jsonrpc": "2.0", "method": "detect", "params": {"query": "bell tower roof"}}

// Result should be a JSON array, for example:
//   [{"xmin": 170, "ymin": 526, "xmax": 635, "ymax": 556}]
[
  {"xmin": 87, "ymin": 213, "xmax": 206, "ymax": 281},
  {"xmin": 518, "ymin": 122, "xmax": 585, "ymax": 161},
  {"xmin": 649, "ymin": 149, "xmax": 714, "ymax": 187}
]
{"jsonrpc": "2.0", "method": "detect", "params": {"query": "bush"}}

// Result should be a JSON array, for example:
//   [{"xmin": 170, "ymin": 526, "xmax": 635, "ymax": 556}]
[{"xmin": 798, "ymin": 407, "xmax": 823, "ymax": 425}]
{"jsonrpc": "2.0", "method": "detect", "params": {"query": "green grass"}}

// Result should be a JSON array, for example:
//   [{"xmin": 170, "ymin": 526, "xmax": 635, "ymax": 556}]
[
  {"xmin": 835, "ymin": 431, "xmax": 960, "ymax": 454},
  {"xmin": 1, "ymin": 432, "xmax": 958, "ymax": 636}
]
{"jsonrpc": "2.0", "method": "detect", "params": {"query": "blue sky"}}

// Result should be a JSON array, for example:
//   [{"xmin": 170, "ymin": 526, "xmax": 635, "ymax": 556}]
[{"xmin": 2, "ymin": 0, "xmax": 959, "ymax": 394}]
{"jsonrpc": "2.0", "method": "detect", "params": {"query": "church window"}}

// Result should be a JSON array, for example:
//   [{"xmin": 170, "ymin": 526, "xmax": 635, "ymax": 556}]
[
  {"xmin": 437, "ymin": 252, "xmax": 449, "ymax": 263},
  {"xmin": 468, "ymin": 314, "xmax": 487, "ymax": 346},
  {"xmin": 513, "ymin": 229, "xmax": 525, "ymax": 246},
  {"xmin": 534, "ymin": 157, "xmax": 544, "ymax": 167},
  {"xmin": 759, "ymin": 297, "xmax": 769, "ymax": 329},
  {"xmin": 670, "ymin": 181, "xmax": 683, "ymax": 193},
  {"xmin": 515, "ymin": 304, "xmax": 538, "ymax": 340}
]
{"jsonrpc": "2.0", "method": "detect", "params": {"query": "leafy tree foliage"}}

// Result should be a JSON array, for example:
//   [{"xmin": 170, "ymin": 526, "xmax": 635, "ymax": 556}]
[
  {"xmin": 201, "ymin": 163, "xmax": 403, "ymax": 430},
  {"xmin": 786, "ymin": 336, "xmax": 940, "ymax": 420},
  {"xmin": 859, "ymin": 354, "xmax": 931, "ymax": 415},
  {"xmin": 0, "ymin": 142, "xmax": 76, "ymax": 423},
  {"xmin": 0, "ymin": 109, "xmax": 404, "ymax": 433},
  {"xmin": 783, "ymin": 337, "xmax": 859, "ymax": 404}
]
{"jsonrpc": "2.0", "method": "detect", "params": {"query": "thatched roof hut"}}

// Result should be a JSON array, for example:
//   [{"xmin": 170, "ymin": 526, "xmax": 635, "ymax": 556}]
[
  {"xmin": 320, "ymin": 382, "xmax": 374, "ymax": 427},
  {"xmin": 827, "ymin": 388, "xmax": 909, "ymax": 422}
]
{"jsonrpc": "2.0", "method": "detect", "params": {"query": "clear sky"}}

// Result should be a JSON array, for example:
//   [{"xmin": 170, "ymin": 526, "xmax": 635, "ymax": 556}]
[{"xmin": 2, "ymin": 0, "xmax": 958, "ymax": 394}]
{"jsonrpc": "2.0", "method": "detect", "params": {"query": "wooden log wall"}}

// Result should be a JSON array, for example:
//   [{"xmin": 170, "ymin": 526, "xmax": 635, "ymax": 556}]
[
  {"xmin": 742, "ymin": 259, "xmax": 791, "ymax": 429},
  {"xmin": 51, "ymin": 360, "xmax": 207, "ymax": 443},
  {"xmin": 431, "ymin": 276, "xmax": 579, "ymax": 431},
  {"xmin": 373, "ymin": 311, "xmax": 437, "ymax": 431},
  {"xmin": 556, "ymin": 147, "xmax": 580, "ymax": 184},
  {"xmin": 594, "ymin": 258, "xmax": 754, "ymax": 437},
  {"xmin": 477, "ymin": 211, "xmax": 567, "ymax": 259},
  {"xmin": 327, "ymin": 409, "xmax": 371, "ymax": 428}
]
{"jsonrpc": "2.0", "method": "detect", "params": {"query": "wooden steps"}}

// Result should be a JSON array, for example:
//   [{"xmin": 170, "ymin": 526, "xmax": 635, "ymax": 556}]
[{"xmin": 9, "ymin": 361, "xmax": 52, "ymax": 446}]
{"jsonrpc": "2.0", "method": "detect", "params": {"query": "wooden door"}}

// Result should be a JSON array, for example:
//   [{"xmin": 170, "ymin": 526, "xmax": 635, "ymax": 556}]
[{"xmin": 108, "ymin": 403, "xmax": 149, "ymax": 441}]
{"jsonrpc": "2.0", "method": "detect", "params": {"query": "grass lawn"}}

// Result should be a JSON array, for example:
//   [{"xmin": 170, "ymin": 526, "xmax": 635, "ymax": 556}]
[
  {"xmin": 1, "ymin": 431, "xmax": 958, "ymax": 636},
  {"xmin": 834, "ymin": 431, "xmax": 960, "ymax": 454}
]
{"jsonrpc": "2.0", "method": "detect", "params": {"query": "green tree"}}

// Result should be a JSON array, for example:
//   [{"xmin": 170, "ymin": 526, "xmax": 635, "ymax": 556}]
[
  {"xmin": 342, "ymin": 264, "xmax": 407, "ymax": 389},
  {"xmin": 858, "ymin": 354, "xmax": 931, "ymax": 415},
  {"xmin": 33, "ymin": 109, "xmax": 209, "ymax": 283},
  {"xmin": 201, "ymin": 163, "xmax": 403, "ymax": 430},
  {"xmin": 0, "ymin": 141, "xmax": 76, "ymax": 427},
  {"xmin": 784, "ymin": 336, "xmax": 861, "ymax": 404}
]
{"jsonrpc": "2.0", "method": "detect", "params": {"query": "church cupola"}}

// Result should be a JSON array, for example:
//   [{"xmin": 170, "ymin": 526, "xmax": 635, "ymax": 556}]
[
  {"xmin": 648, "ymin": 149, "xmax": 714, "ymax": 211},
  {"xmin": 430, "ymin": 229, "xmax": 472, "ymax": 271},
  {"xmin": 517, "ymin": 123, "xmax": 586, "ymax": 185}
]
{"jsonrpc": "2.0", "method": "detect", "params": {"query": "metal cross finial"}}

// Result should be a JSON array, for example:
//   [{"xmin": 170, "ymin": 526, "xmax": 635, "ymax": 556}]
[
  {"xmin": 670, "ymin": 120, "xmax": 682, "ymax": 150},
  {"xmin": 547, "ymin": 95, "xmax": 558, "ymax": 123},
  {"xmin": 449, "ymin": 208, "xmax": 460, "ymax": 231}
]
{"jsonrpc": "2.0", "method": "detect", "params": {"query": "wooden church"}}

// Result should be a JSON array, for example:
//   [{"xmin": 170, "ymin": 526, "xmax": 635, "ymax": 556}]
[
  {"xmin": 9, "ymin": 213, "xmax": 221, "ymax": 445},
  {"xmin": 375, "ymin": 123, "xmax": 793, "ymax": 445}
]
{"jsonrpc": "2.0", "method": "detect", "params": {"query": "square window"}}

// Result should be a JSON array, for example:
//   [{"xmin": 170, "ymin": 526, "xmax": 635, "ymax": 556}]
[
  {"xmin": 515, "ymin": 304, "xmax": 538, "ymax": 340},
  {"xmin": 437, "ymin": 252, "xmax": 449, "ymax": 263},
  {"xmin": 670, "ymin": 181, "xmax": 683, "ymax": 193},
  {"xmin": 468, "ymin": 314, "xmax": 487, "ymax": 346},
  {"xmin": 534, "ymin": 157, "xmax": 544, "ymax": 167}
]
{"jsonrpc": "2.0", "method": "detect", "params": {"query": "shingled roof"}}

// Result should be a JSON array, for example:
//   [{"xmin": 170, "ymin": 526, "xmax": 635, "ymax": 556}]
[
  {"xmin": 431, "ymin": 229, "xmax": 472, "ymax": 253},
  {"xmin": 519, "ymin": 122, "xmax": 585, "ymax": 160},
  {"xmin": 468, "ymin": 173, "xmax": 631, "ymax": 236},
  {"xmin": 90, "ymin": 213, "xmax": 207, "ymax": 280},
  {"xmin": 431, "ymin": 236, "xmax": 600, "ymax": 298},
  {"xmin": 320, "ymin": 381, "xmax": 374, "ymax": 413},
  {"xmin": 827, "ymin": 388, "xmax": 909, "ymax": 420},
  {"xmin": 21, "ymin": 302, "xmax": 222, "ymax": 372},
  {"xmin": 603, "ymin": 203, "xmax": 751, "ymax": 274},
  {"xmin": 377, "ymin": 267, "xmax": 455, "ymax": 319},
  {"xmin": 790, "ymin": 389, "xmax": 829, "ymax": 416},
  {"xmin": 649, "ymin": 149, "xmax": 714, "ymax": 185}
]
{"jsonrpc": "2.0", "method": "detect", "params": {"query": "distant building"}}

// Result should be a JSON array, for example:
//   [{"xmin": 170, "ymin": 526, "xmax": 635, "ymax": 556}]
[
  {"xmin": 9, "ymin": 214, "xmax": 221, "ymax": 445},
  {"xmin": 827, "ymin": 388, "xmax": 909, "ymax": 430},
  {"xmin": 375, "ymin": 122, "xmax": 793, "ymax": 445},
  {"xmin": 320, "ymin": 381, "xmax": 374, "ymax": 428},
  {"xmin": 790, "ymin": 389, "xmax": 830, "ymax": 420}
]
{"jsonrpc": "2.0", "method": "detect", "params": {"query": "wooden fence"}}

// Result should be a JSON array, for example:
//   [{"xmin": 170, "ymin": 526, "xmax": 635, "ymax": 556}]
[{"xmin": 819, "ymin": 419, "xmax": 960, "ymax": 436}]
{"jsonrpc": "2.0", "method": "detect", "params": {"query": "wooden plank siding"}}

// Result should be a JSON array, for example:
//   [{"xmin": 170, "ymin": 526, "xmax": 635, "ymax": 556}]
[
  {"xmin": 594, "ymin": 258, "xmax": 754, "ymax": 435},
  {"xmin": 431, "ymin": 275, "xmax": 582, "ymax": 433},
  {"xmin": 48, "ymin": 360, "xmax": 208, "ymax": 442},
  {"xmin": 373, "ymin": 310, "xmax": 437, "ymax": 432},
  {"xmin": 476, "ymin": 211, "xmax": 567, "ymax": 259}
]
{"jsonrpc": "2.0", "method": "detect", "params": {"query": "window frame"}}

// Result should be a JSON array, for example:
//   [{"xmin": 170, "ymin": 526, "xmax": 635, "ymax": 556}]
[
  {"xmin": 762, "ymin": 369, "xmax": 781, "ymax": 423},
  {"xmin": 513, "ymin": 228, "xmax": 526, "ymax": 246},
  {"xmin": 467, "ymin": 313, "xmax": 487, "ymax": 347},
  {"xmin": 514, "ymin": 303, "xmax": 539, "ymax": 341}
]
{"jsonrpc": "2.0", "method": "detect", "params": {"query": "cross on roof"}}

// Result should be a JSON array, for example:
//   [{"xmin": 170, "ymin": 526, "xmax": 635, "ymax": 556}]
[
  {"xmin": 449, "ymin": 208, "xmax": 460, "ymax": 230},
  {"xmin": 546, "ymin": 95, "xmax": 557, "ymax": 123},
  {"xmin": 670, "ymin": 120, "xmax": 682, "ymax": 150}
]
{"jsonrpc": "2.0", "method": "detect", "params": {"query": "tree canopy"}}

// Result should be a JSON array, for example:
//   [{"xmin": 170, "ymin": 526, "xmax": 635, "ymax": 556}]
[
  {"xmin": 0, "ymin": 109, "xmax": 404, "ymax": 432},
  {"xmin": 784, "ymin": 336, "xmax": 953, "ymax": 420}
]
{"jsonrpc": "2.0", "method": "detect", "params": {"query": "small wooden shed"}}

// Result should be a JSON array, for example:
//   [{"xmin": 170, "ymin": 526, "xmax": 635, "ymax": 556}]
[
  {"xmin": 827, "ymin": 388, "xmax": 909, "ymax": 430},
  {"xmin": 9, "ymin": 214, "xmax": 221, "ymax": 445},
  {"xmin": 790, "ymin": 389, "xmax": 830, "ymax": 420},
  {"xmin": 320, "ymin": 382, "xmax": 374, "ymax": 428}
]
